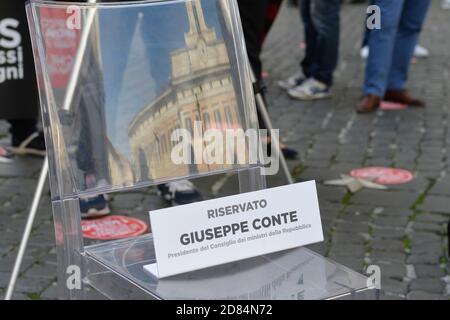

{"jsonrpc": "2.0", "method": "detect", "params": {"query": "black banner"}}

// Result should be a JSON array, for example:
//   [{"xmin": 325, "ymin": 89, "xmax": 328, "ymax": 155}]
[{"xmin": 0, "ymin": 1, "xmax": 38, "ymax": 120}]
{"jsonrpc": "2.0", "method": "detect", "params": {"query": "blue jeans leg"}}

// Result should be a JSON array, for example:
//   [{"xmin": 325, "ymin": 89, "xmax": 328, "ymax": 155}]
[
  {"xmin": 364, "ymin": 0, "xmax": 404, "ymax": 97},
  {"xmin": 299, "ymin": 0, "xmax": 340, "ymax": 86},
  {"xmin": 299, "ymin": 0, "xmax": 317, "ymax": 79},
  {"xmin": 387, "ymin": 0, "xmax": 431, "ymax": 90}
]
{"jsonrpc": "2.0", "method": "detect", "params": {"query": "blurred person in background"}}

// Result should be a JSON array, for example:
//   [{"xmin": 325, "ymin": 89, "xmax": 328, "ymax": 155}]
[
  {"xmin": 238, "ymin": 0, "xmax": 299, "ymax": 159},
  {"xmin": 359, "ymin": 0, "xmax": 429, "ymax": 60},
  {"xmin": 279, "ymin": 0, "xmax": 341, "ymax": 101},
  {"xmin": 442, "ymin": 0, "xmax": 450, "ymax": 10},
  {"xmin": 357, "ymin": 0, "xmax": 432, "ymax": 113}
]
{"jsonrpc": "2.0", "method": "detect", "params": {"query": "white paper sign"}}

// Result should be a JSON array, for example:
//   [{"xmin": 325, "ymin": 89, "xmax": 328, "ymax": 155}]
[{"xmin": 146, "ymin": 181, "xmax": 323, "ymax": 278}]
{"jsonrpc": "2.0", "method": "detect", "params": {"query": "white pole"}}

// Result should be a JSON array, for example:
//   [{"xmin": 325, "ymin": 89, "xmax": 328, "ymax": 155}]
[
  {"xmin": 5, "ymin": 158, "xmax": 49, "ymax": 300},
  {"xmin": 253, "ymin": 80, "xmax": 294, "ymax": 185},
  {"xmin": 62, "ymin": 0, "xmax": 97, "ymax": 111}
]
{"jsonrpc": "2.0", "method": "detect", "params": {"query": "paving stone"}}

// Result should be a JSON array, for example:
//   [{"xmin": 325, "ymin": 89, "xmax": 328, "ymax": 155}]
[
  {"xmin": 410, "ymin": 242, "xmax": 444, "ymax": 255},
  {"xmin": 414, "ymin": 265, "xmax": 446, "ymax": 278},
  {"xmin": 331, "ymin": 231, "xmax": 369, "ymax": 245},
  {"xmin": 0, "ymin": 256, "xmax": 34, "ymax": 273},
  {"xmin": 410, "ymin": 231, "xmax": 442, "ymax": 245},
  {"xmin": 406, "ymin": 291, "xmax": 448, "ymax": 300},
  {"xmin": 371, "ymin": 239, "xmax": 405, "ymax": 253},
  {"xmin": 24, "ymin": 263, "xmax": 57, "ymax": 279},
  {"xmin": 372, "ymin": 227, "xmax": 405, "ymax": 240},
  {"xmin": 334, "ymin": 221, "xmax": 369, "ymax": 233},
  {"xmin": 351, "ymin": 190, "xmax": 419, "ymax": 208},
  {"xmin": 0, "ymin": 271, "xmax": 12, "ymax": 289},
  {"xmin": 415, "ymin": 213, "xmax": 449, "ymax": 224},
  {"xmin": 316, "ymin": 184, "xmax": 348, "ymax": 203},
  {"xmin": 374, "ymin": 207, "xmax": 413, "ymax": 218},
  {"xmin": 377, "ymin": 263, "xmax": 406, "ymax": 281},
  {"xmin": 407, "ymin": 253, "xmax": 441, "ymax": 265},
  {"xmin": 14, "ymin": 276, "xmax": 53, "ymax": 294},
  {"xmin": 371, "ymin": 251, "xmax": 406, "ymax": 264},
  {"xmin": 409, "ymin": 278, "xmax": 445, "ymax": 294},
  {"xmin": 306, "ymin": 242, "xmax": 327, "ymax": 256},
  {"xmin": 328, "ymin": 244, "xmax": 366, "ymax": 258},
  {"xmin": 380, "ymin": 292, "xmax": 406, "ymax": 300},
  {"xmin": 412, "ymin": 222, "xmax": 445, "ymax": 234},
  {"xmin": 40, "ymin": 283, "xmax": 58, "ymax": 300},
  {"xmin": 328, "ymin": 256, "xmax": 364, "ymax": 273},
  {"xmin": 380, "ymin": 278, "xmax": 408, "ymax": 295},
  {"xmin": 420, "ymin": 195, "xmax": 450, "ymax": 215},
  {"xmin": 0, "ymin": 158, "xmax": 43, "ymax": 178},
  {"xmin": 429, "ymin": 178, "xmax": 450, "ymax": 196}
]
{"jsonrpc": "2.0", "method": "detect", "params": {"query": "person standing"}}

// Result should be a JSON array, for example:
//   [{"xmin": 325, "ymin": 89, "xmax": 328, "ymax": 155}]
[
  {"xmin": 279, "ymin": 0, "xmax": 341, "ymax": 101},
  {"xmin": 238, "ymin": 0, "xmax": 299, "ymax": 159},
  {"xmin": 357, "ymin": 0, "xmax": 431, "ymax": 113}
]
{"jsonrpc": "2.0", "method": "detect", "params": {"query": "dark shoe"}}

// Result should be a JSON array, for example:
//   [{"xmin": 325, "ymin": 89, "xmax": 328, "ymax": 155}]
[
  {"xmin": 266, "ymin": 143, "xmax": 299, "ymax": 160},
  {"xmin": 357, "ymin": 94, "xmax": 381, "ymax": 114},
  {"xmin": 384, "ymin": 89, "xmax": 425, "ymax": 107},
  {"xmin": 157, "ymin": 180, "xmax": 203, "ymax": 206},
  {"xmin": 80, "ymin": 195, "xmax": 111, "ymax": 219},
  {"xmin": 10, "ymin": 131, "xmax": 46, "ymax": 157},
  {"xmin": 281, "ymin": 146, "xmax": 299, "ymax": 160}
]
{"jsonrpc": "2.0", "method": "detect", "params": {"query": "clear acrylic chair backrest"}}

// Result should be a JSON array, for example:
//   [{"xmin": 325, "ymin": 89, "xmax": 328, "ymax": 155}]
[{"xmin": 26, "ymin": 0, "xmax": 261, "ymax": 201}]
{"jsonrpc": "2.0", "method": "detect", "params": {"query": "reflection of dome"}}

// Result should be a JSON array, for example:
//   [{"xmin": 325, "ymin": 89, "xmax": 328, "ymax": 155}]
[{"xmin": 127, "ymin": 0, "xmax": 244, "ymax": 182}]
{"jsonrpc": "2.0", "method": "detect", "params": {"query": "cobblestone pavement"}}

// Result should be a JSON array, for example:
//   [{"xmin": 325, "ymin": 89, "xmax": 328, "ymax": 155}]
[{"xmin": 0, "ymin": 1, "xmax": 449, "ymax": 300}]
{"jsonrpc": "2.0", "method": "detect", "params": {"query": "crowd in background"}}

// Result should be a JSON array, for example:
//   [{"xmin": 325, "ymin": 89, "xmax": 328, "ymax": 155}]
[{"xmin": 0, "ymin": 0, "xmax": 447, "ymax": 216}]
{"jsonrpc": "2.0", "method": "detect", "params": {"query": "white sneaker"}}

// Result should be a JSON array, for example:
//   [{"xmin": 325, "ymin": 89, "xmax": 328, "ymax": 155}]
[
  {"xmin": 414, "ymin": 45, "xmax": 429, "ymax": 58},
  {"xmin": 278, "ymin": 71, "xmax": 306, "ymax": 90},
  {"xmin": 287, "ymin": 78, "xmax": 331, "ymax": 101},
  {"xmin": 360, "ymin": 46, "xmax": 369, "ymax": 59},
  {"xmin": 442, "ymin": 0, "xmax": 450, "ymax": 9},
  {"xmin": 360, "ymin": 44, "xmax": 429, "ymax": 59}
]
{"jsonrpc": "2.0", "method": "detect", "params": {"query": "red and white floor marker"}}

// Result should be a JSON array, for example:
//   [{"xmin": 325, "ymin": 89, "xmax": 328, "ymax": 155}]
[
  {"xmin": 350, "ymin": 167, "xmax": 413, "ymax": 185},
  {"xmin": 380, "ymin": 101, "xmax": 408, "ymax": 110},
  {"xmin": 82, "ymin": 215, "xmax": 148, "ymax": 240}
]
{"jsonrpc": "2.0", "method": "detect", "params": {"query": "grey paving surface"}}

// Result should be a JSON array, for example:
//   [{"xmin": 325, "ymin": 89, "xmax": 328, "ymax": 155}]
[{"xmin": 0, "ymin": 1, "xmax": 449, "ymax": 300}]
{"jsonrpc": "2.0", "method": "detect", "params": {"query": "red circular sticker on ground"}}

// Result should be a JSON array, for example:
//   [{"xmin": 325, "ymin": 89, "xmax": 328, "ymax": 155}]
[
  {"xmin": 82, "ymin": 215, "xmax": 148, "ymax": 240},
  {"xmin": 380, "ymin": 101, "xmax": 408, "ymax": 110},
  {"xmin": 350, "ymin": 167, "xmax": 413, "ymax": 185}
]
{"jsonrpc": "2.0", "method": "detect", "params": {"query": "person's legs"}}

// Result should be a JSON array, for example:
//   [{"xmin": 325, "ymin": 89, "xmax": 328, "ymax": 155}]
[
  {"xmin": 286, "ymin": 0, "xmax": 339, "ymax": 100},
  {"xmin": 237, "ymin": 0, "xmax": 269, "ymax": 81},
  {"xmin": 8, "ymin": 119, "xmax": 38, "ymax": 147},
  {"xmin": 363, "ymin": 0, "xmax": 404, "ymax": 97},
  {"xmin": 299, "ymin": 0, "xmax": 317, "ymax": 79},
  {"xmin": 386, "ymin": 0, "xmax": 431, "ymax": 91},
  {"xmin": 262, "ymin": 0, "xmax": 283, "ymax": 42},
  {"xmin": 237, "ymin": 0, "xmax": 269, "ymax": 132},
  {"xmin": 308, "ymin": 0, "xmax": 340, "ymax": 86},
  {"xmin": 7, "ymin": 118, "xmax": 46, "ymax": 156},
  {"xmin": 238, "ymin": 0, "xmax": 298, "ymax": 158},
  {"xmin": 279, "ymin": 0, "xmax": 316, "ymax": 90}
]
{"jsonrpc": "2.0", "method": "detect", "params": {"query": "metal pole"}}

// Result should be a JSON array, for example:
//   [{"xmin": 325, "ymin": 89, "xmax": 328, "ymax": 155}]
[
  {"xmin": 62, "ymin": 0, "xmax": 97, "ymax": 111},
  {"xmin": 5, "ymin": 157, "xmax": 49, "ymax": 300}
]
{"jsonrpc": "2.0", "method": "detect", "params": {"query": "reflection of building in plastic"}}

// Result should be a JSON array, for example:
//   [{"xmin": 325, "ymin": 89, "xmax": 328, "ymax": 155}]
[
  {"xmin": 106, "ymin": 138, "xmax": 135, "ymax": 186},
  {"xmin": 128, "ymin": 0, "xmax": 243, "ymax": 181}
]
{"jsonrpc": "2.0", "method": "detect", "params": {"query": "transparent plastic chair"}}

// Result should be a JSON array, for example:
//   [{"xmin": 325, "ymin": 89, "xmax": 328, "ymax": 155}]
[{"xmin": 26, "ymin": 0, "xmax": 376, "ymax": 300}]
